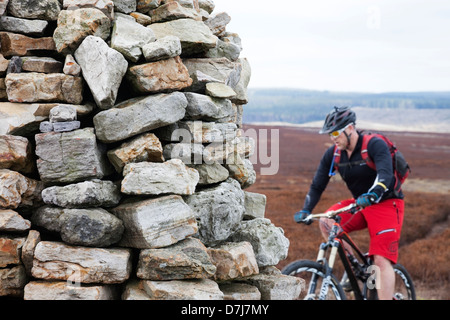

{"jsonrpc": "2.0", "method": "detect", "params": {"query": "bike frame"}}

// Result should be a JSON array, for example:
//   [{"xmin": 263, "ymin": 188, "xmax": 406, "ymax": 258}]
[{"xmin": 307, "ymin": 204, "xmax": 372, "ymax": 300}]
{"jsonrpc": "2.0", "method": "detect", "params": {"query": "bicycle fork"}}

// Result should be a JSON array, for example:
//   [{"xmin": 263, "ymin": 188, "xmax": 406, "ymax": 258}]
[{"xmin": 309, "ymin": 240, "xmax": 340, "ymax": 300}]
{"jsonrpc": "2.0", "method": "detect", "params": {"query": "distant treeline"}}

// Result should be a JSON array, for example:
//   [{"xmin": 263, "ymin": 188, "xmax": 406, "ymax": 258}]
[{"xmin": 243, "ymin": 88, "xmax": 450, "ymax": 124}]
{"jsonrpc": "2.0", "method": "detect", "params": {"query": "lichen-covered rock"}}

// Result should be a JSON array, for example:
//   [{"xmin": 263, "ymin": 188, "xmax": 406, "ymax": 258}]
[{"xmin": 35, "ymin": 128, "xmax": 112, "ymax": 183}]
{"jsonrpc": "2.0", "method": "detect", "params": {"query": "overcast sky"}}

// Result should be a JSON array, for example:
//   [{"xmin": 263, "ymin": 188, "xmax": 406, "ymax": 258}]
[{"xmin": 211, "ymin": 0, "xmax": 450, "ymax": 93}]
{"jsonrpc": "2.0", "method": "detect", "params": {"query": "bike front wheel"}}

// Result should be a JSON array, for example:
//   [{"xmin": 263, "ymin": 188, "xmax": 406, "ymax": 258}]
[{"xmin": 281, "ymin": 260, "xmax": 346, "ymax": 300}]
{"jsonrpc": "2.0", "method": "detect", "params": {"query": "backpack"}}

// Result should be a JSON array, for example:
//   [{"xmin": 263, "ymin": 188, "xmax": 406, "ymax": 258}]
[{"xmin": 331, "ymin": 132, "xmax": 411, "ymax": 196}]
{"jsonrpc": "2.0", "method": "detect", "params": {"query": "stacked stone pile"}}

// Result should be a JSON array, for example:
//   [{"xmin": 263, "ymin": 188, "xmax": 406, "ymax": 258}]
[{"xmin": 0, "ymin": 0, "xmax": 303, "ymax": 300}]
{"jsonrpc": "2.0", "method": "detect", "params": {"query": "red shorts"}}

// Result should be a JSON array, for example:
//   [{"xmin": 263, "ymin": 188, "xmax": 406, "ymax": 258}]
[{"xmin": 326, "ymin": 198, "xmax": 404, "ymax": 264}]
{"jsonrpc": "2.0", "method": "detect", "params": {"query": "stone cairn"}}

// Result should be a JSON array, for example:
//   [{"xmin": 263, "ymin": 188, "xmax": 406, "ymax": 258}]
[{"xmin": 0, "ymin": 0, "xmax": 303, "ymax": 300}]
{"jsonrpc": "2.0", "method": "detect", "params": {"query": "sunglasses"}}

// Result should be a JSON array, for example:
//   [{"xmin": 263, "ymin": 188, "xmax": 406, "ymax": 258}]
[{"xmin": 329, "ymin": 124, "xmax": 352, "ymax": 138}]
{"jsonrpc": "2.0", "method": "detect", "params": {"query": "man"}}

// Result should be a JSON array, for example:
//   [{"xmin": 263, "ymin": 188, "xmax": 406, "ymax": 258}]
[{"xmin": 295, "ymin": 106, "xmax": 404, "ymax": 300}]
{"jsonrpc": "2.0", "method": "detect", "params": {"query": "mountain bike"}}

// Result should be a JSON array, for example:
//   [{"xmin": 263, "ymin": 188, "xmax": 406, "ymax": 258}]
[{"xmin": 282, "ymin": 203, "xmax": 416, "ymax": 300}]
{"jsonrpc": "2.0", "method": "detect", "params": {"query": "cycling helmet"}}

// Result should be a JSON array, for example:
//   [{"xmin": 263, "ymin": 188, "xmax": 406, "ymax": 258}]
[{"xmin": 319, "ymin": 106, "xmax": 356, "ymax": 134}]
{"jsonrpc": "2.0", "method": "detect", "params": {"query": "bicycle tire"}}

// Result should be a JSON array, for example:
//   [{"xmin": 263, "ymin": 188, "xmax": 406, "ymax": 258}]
[
  {"xmin": 393, "ymin": 264, "xmax": 416, "ymax": 300},
  {"xmin": 363, "ymin": 263, "xmax": 416, "ymax": 300},
  {"xmin": 281, "ymin": 260, "xmax": 346, "ymax": 300}
]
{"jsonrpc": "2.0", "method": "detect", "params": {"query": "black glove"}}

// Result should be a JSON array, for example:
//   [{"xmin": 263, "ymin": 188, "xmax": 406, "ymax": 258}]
[
  {"xmin": 294, "ymin": 210, "xmax": 312, "ymax": 225},
  {"xmin": 356, "ymin": 192, "xmax": 379, "ymax": 208}
]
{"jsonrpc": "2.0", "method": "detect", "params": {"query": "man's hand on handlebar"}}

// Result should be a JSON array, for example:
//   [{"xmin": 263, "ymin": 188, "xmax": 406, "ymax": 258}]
[{"xmin": 294, "ymin": 210, "xmax": 312, "ymax": 225}]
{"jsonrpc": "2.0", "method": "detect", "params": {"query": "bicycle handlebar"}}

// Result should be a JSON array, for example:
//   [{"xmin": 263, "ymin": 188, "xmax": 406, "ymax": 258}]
[{"xmin": 302, "ymin": 203, "xmax": 360, "ymax": 223}]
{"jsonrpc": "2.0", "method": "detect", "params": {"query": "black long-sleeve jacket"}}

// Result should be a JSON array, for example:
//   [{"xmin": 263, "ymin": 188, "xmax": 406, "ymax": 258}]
[{"xmin": 302, "ymin": 133, "xmax": 403, "ymax": 213}]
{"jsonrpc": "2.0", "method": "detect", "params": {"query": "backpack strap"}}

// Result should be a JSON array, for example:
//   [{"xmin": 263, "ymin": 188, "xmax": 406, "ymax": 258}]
[
  {"xmin": 361, "ymin": 134, "xmax": 376, "ymax": 171},
  {"xmin": 329, "ymin": 145, "xmax": 341, "ymax": 177}
]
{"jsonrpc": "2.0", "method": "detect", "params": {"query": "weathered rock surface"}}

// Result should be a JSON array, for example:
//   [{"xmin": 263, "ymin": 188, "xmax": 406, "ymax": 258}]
[
  {"xmin": 0, "ymin": 134, "xmax": 33, "ymax": 173},
  {"xmin": 142, "ymin": 279, "xmax": 224, "ymax": 300},
  {"xmin": 31, "ymin": 241, "xmax": 132, "ymax": 284},
  {"xmin": 149, "ymin": 18, "xmax": 217, "ymax": 55},
  {"xmin": 111, "ymin": 16, "xmax": 156, "ymax": 62},
  {"xmin": 126, "ymin": 56, "xmax": 192, "ymax": 94},
  {"xmin": 142, "ymin": 35, "xmax": 181, "ymax": 62},
  {"xmin": 5, "ymin": 72, "xmax": 83, "ymax": 104},
  {"xmin": 0, "ymin": 102, "xmax": 93, "ymax": 135},
  {"xmin": 183, "ymin": 92, "xmax": 233, "ymax": 122},
  {"xmin": 93, "ymin": 92, "xmax": 188, "ymax": 143},
  {"xmin": 20, "ymin": 56, "xmax": 62, "ymax": 73},
  {"xmin": 53, "ymin": 8, "xmax": 111, "ymax": 54},
  {"xmin": 107, "ymin": 132, "xmax": 164, "ymax": 173},
  {"xmin": 0, "ymin": 16, "xmax": 49, "ymax": 37},
  {"xmin": 111, "ymin": 195, "xmax": 198, "ymax": 249},
  {"xmin": 35, "ymin": 127, "xmax": 112, "ymax": 183},
  {"xmin": 24, "ymin": 281, "xmax": 117, "ymax": 300},
  {"xmin": 75, "ymin": 35, "xmax": 128, "ymax": 109},
  {"xmin": 184, "ymin": 178, "xmax": 245, "ymax": 246},
  {"xmin": 244, "ymin": 191, "xmax": 266, "ymax": 220},
  {"xmin": 121, "ymin": 159, "xmax": 199, "ymax": 195},
  {"xmin": 41, "ymin": 180, "xmax": 121, "ymax": 208},
  {"xmin": 243, "ymin": 271, "xmax": 304, "ymax": 300},
  {"xmin": 0, "ymin": 32, "xmax": 56, "ymax": 57},
  {"xmin": 0, "ymin": 265, "xmax": 27, "ymax": 297},
  {"xmin": 230, "ymin": 218, "xmax": 290, "ymax": 267},
  {"xmin": 58, "ymin": 208, "xmax": 124, "ymax": 247},
  {"xmin": 0, "ymin": 235, "xmax": 25, "ymax": 267},
  {"xmin": 7, "ymin": 0, "xmax": 61, "ymax": 21},
  {"xmin": 208, "ymin": 241, "xmax": 259, "ymax": 281},
  {"xmin": 0, "ymin": 209, "xmax": 31, "ymax": 232},
  {"xmin": 136, "ymin": 237, "xmax": 216, "ymax": 280},
  {"xmin": 219, "ymin": 282, "xmax": 261, "ymax": 300},
  {"xmin": 0, "ymin": 169, "xmax": 43, "ymax": 209}
]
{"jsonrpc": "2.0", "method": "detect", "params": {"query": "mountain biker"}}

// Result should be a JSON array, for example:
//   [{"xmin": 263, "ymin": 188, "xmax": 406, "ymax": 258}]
[{"xmin": 294, "ymin": 106, "xmax": 405, "ymax": 300}]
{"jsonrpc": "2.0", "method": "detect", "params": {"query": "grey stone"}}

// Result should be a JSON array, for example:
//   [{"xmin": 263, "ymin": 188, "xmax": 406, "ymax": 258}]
[
  {"xmin": 229, "ymin": 218, "xmax": 289, "ymax": 267},
  {"xmin": 31, "ymin": 241, "xmax": 132, "ymax": 284},
  {"xmin": 20, "ymin": 56, "xmax": 62, "ymax": 73},
  {"xmin": 112, "ymin": 0, "xmax": 137, "ymax": 14},
  {"xmin": 184, "ymin": 178, "xmax": 245, "ymax": 246},
  {"xmin": 53, "ymin": 8, "xmax": 111, "ymax": 54},
  {"xmin": 243, "ymin": 273, "xmax": 304, "ymax": 300},
  {"xmin": 142, "ymin": 35, "xmax": 181, "ymax": 62},
  {"xmin": 183, "ymin": 92, "xmax": 233, "ymax": 122},
  {"xmin": 93, "ymin": 92, "xmax": 187, "ymax": 143},
  {"xmin": 244, "ymin": 191, "xmax": 266, "ymax": 220},
  {"xmin": 136, "ymin": 237, "xmax": 216, "ymax": 280},
  {"xmin": 188, "ymin": 162, "xmax": 229, "ymax": 185},
  {"xmin": 39, "ymin": 121, "xmax": 53, "ymax": 133},
  {"xmin": 7, "ymin": 0, "xmax": 61, "ymax": 21},
  {"xmin": 75, "ymin": 36, "xmax": 128, "ymax": 109},
  {"xmin": 148, "ymin": 18, "xmax": 217, "ymax": 56},
  {"xmin": 35, "ymin": 128, "xmax": 112, "ymax": 183},
  {"xmin": 142, "ymin": 279, "xmax": 223, "ymax": 300},
  {"xmin": 121, "ymin": 159, "xmax": 199, "ymax": 196},
  {"xmin": 41, "ymin": 179, "xmax": 121, "ymax": 208},
  {"xmin": 219, "ymin": 282, "xmax": 261, "ymax": 300},
  {"xmin": 49, "ymin": 105, "xmax": 77, "ymax": 122},
  {"xmin": 183, "ymin": 57, "xmax": 241, "ymax": 93},
  {"xmin": 110, "ymin": 195, "xmax": 198, "ymax": 249},
  {"xmin": 0, "ymin": 16, "xmax": 48, "ymax": 37},
  {"xmin": 58, "ymin": 208, "xmax": 124, "ymax": 247},
  {"xmin": 52, "ymin": 121, "xmax": 81, "ymax": 132},
  {"xmin": 0, "ymin": 209, "xmax": 31, "ymax": 232},
  {"xmin": 0, "ymin": 265, "xmax": 27, "ymax": 297},
  {"xmin": 24, "ymin": 281, "xmax": 117, "ymax": 300},
  {"xmin": 111, "ymin": 16, "xmax": 156, "ymax": 62}
]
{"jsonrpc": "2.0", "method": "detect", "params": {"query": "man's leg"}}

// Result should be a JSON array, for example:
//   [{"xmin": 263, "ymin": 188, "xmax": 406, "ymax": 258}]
[{"xmin": 373, "ymin": 255, "xmax": 395, "ymax": 300}]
